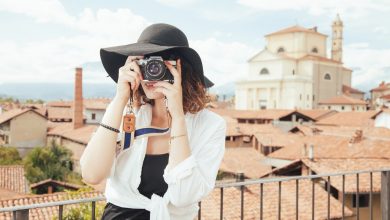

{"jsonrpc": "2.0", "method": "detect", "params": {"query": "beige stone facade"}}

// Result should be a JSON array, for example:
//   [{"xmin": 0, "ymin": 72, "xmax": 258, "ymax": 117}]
[{"xmin": 235, "ymin": 15, "xmax": 354, "ymax": 110}]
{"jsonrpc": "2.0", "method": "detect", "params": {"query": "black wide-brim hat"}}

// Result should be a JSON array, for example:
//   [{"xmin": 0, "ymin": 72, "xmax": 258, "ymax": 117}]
[{"xmin": 100, "ymin": 23, "xmax": 214, "ymax": 88}]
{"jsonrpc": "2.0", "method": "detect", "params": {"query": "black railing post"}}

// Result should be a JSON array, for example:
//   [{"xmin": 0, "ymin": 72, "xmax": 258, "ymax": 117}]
[
  {"xmin": 59, "ymin": 205, "xmax": 63, "ymax": 220},
  {"xmin": 220, "ymin": 188, "xmax": 223, "ymax": 220},
  {"xmin": 14, "ymin": 209, "xmax": 29, "ymax": 220},
  {"xmin": 381, "ymin": 171, "xmax": 390, "ymax": 220},
  {"xmin": 198, "ymin": 201, "xmax": 201, "ymax": 220},
  {"xmin": 92, "ymin": 201, "xmax": 96, "ymax": 220},
  {"xmin": 241, "ymin": 185, "xmax": 244, "ymax": 220}
]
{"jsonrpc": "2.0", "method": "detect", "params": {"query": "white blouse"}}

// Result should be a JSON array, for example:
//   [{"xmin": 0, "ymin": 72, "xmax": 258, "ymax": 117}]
[{"xmin": 80, "ymin": 102, "xmax": 226, "ymax": 220}]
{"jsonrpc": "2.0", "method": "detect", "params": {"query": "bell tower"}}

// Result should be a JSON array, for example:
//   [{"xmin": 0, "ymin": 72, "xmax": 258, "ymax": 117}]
[{"xmin": 331, "ymin": 14, "xmax": 343, "ymax": 62}]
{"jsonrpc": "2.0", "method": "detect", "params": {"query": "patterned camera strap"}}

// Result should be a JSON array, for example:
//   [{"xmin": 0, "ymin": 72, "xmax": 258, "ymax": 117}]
[{"xmin": 122, "ymin": 126, "xmax": 170, "ymax": 150}]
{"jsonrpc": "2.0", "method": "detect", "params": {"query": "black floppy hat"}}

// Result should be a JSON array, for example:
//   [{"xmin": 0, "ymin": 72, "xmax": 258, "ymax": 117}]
[{"xmin": 100, "ymin": 23, "xmax": 214, "ymax": 88}]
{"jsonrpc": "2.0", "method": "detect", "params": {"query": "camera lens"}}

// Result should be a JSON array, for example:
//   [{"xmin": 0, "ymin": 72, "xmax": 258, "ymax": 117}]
[{"xmin": 145, "ymin": 60, "xmax": 165, "ymax": 80}]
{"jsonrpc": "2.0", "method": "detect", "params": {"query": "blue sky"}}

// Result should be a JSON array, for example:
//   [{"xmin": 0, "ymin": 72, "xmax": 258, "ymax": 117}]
[{"xmin": 0, "ymin": 0, "xmax": 389, "ymax": 92}]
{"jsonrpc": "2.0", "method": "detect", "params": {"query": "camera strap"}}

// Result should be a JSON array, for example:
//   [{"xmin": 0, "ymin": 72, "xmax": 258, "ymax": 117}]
[
  {"xmin": 121, "ymin": 126, "xmax": 170, "ymax": 150},
  {"xmin": 120, "ymin": 90, "xmax": 172, "ymax": 150}
]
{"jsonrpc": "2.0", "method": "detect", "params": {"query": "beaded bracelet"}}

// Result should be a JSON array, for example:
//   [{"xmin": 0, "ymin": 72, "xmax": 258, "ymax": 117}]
[
  {"xmin": 168, "ymin": 134, "xmax": 187, "ymax": 146},
  {"xmin": 99, "ymin": 122, "xmax": 120, "ymax": 133}
]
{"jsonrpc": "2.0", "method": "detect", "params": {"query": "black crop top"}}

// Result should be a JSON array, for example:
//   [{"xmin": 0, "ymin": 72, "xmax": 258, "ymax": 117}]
[{"xmin": 101, "ymin": 153, "xmax": 169, "ymax": 220}]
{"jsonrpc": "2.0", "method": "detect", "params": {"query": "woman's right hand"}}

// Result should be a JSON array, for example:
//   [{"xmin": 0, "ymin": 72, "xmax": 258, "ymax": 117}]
[{"xmin": 115, "ymin": 55, "xmax": 144, "ymax": 102}]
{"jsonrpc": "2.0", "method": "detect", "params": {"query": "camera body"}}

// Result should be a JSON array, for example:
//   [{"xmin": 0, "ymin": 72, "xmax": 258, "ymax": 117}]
[{"xmin": 137, "ymin": 56, "xmax": 176, "ymax": 83}]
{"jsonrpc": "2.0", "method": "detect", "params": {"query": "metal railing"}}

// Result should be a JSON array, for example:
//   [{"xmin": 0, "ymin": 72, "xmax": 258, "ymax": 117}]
[{"xmin": 1, "ymin": 168, "xmax": 390, "ymax": 220}]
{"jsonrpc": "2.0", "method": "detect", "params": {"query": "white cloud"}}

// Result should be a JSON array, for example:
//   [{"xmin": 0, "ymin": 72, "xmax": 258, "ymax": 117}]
[
  {"xmin": 0, "ymin": 0, "xmax": 75, "ymax": 24},
  {"xmin": 191, "ymin": 38, "xmax": 258, "ymax": 86},
  {"xmin": 0, "ymin": 1, "xmax": 150, "ymax": 84},
  {"xmin": 156, "ymin": 0, "xmax": 198, "ymax": 7},
  {"xmin": 0, "ymin": 0, "xmax": 255, "ymax": 88},
  {"xmin": 343, "ymin": 43, "xmax": 390, "ymax": 90},
  {"xmin": 237, "ymin": 0, "xmax": 390, "ymax": 17}
]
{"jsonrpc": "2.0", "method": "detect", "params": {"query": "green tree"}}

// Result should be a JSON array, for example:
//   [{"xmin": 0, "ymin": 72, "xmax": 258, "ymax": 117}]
[
  {"xmin": 23, "ymin": 140, "xmax": 74, "ymax": 183},
  {"xmin": 51, "ymin": 187, "xmax": 106, "ymax": 220},
  {"xmin": 0, "ymin": 146, "xmax": 22, "ymax": 165}
]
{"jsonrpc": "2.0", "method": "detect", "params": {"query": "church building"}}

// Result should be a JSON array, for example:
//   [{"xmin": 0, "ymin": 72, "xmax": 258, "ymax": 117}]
[{"xmin": 235, "ymin": 14, "xmax": 358, "ymax": 110}]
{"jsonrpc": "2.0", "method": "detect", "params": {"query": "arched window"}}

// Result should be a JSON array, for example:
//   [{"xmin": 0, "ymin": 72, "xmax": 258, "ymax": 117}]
[
  {"xmin": 324, "ymin": 73, "xmax": 331, "ymax": 80},
  {"xmin": 260, "ymin": 68, "xmax": 269, "ymax": 75},
  {"xmin": 311, "ymin": 47, "xmax": 318, "ymax": 53},
  {"xmin": 277, "ymin": 47, "xmax": 285, "ymax": 53}
]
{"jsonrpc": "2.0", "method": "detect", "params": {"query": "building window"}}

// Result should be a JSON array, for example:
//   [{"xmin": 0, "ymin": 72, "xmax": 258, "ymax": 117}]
[
  {"xmin": 292, "ymin": 69, "xmax": 295, "ymax": 75},
  {"xmin": 341, "ymin": 106, "xmax": 345, "ymax": 110},
  {"xmin": 91, "ymin": 113, "xmax": 96, "ymax": 120},
  {"xmin": 307, "ymin": 94, "xmax": 309, "ymax": 100},
  {"xmin": 324, "ymin": 73, "xmax": 331, "ymax": 80},
  {"xmin": 260, "ymin": 68, "xmax": 269, "ymax": 75},
  {"xmin": 300, "ymin": 94, "xmax": 302, "ymax": 100},
  {"xmin": 277, "ymin": 47, "xmax": 285, "ymax": 53},
  {"xmin": 313, "ymin": 95, "xmax": 315, "ymax": 101},
  {"xmin": 312, "ymin": 47, "xmax": 318, "ymax": 53},
  {"xmin": 328, "ymin": 106, "xmax": 331, "ymax": 110},
  {"xmin": 5, "ymin": 135, "xmax": 9, "ymax": 144},
  {"xmin": 352, "ymin": 194, "xmax": 369, "ymax": 208},
  {"xmin": 259, "ymin": 100, "xmax": 267, "ymax": 109}
]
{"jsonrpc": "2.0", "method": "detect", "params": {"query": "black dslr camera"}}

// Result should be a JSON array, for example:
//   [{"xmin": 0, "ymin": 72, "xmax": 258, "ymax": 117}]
[{"xmin": 137, "ymin": 56, "xmax": 176, "ymax": 83}]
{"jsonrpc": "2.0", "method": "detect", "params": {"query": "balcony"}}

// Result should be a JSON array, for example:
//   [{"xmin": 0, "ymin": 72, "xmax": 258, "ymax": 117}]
[{"xmin": 1, "ymin": 168, "xmax": 390, "ymax": 220}]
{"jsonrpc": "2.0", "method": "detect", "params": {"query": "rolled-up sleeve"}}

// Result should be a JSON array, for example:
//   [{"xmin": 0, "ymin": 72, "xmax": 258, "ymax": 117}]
[{"xmin": 163, "ymin": 116, "xmax": 226, "ymax": 208}]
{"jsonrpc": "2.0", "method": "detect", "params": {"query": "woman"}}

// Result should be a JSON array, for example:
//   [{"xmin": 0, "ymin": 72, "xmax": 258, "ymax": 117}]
[{"xmin": 80, "ymin": 23, "xmax": 226, "ymax": 220}]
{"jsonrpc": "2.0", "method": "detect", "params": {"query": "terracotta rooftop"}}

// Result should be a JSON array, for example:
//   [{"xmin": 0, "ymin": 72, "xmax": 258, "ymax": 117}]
[
  {"xmin": 265, "ymin": 25, "xmax": 328, "ymax": 38},
  {"xmin": 200, "ymin": 178, "xmax": 353, "ymax": 219},
  {"xmin": 315, "ymin": 110, "xmax": 381, "ymax": 127},
  {"xmin": 0, "ymin": 188, "xmax": 27, "ymax": 200},
  {"xmin": 370, "ymin": 81, "xmax": 390, "ymax": 92},
  {"xmin": 219, "ymin": 147, "xmax": 272, "ymax": 179},
  {"xmin": 302, "ymin": 158, "xmax": 390, "ymax": 193},
  {"xmin": 299, "ymin": 54, "xmax": 341, "ymax": 64},
  {"xmin": 267, "ymin": 134, "xmax": 390, "ymax": 160},
  {"xmin": 289, "ymin": 125, "xmax": 324, "ymax": 136},
  {"xmin": 0, "ymin": 108, "xmax": 46, "ymax": 125},
  {"xmin": 30, "ymin": 179, "xmax": 83, "ymax": 191},
  {"xmin": 380, "ymin": 94, "xmax": 390, "ymax": 100},
  {"xmin": 226, "ymin": 122, "xmax": 284, "ymax": 137},
  {"xmin": 318, "ymin": 94, "xmax": 367, "ymax": 105},
  {"xmin": 47, "ymin": 106, "xmax": 74, "ymax": 121},
  {"xmin": 296, "ymin": 109, "xmax": 337, "ymax": 121},
  {"xmin": 210, "ymin": 108, "xmax": 294, "ymax": 120},
  {"xmin": 0, "ymin": 190, "xmax": 104, "ymax": 220},
  {"xmin": 47, "ymin": 98, "xmax": 111, "ymax": 110},
  {"xmin": 0, "ymin": 165, "xmax": 29, "ymax": 195},
  {"xmin": 254, "ymin": 132, "xmax": 304, "ymax": 148},
  {"xmin": 313, "ymin": 125, "xmax": 390, "ymax": 140},
  {"xmin": 47, "ymin": 123, "xmax": 98, "ymax": 145},
  {"xmin": 342, "ymin": 84, "xmax": 365, "ymax": 95}
]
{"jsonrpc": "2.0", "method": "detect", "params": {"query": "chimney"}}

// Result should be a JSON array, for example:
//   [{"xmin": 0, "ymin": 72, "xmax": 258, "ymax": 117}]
[
  {"xmin": 73, "ymin": 67, "xmax": 83, "ymax": 129},
  {"xmin": 308, "ymin": 144, "xmax": 314, "ymax": 160},
  {"xmin": 302, "ymin": 143, "xmax": 308, "ymax": 157},
  {"xmin": 311, "ymin": 26, "xmax": 318, "ymax": 32},
  {"xmin": 349, "ymin": 129, "xmax": 363, "ymax": 144}
]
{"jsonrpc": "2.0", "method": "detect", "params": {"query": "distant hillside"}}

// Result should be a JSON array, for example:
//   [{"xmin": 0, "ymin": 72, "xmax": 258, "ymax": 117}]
[{"xmin": 0, "ymin": 62, "xmax": 386, "ymax": 102}]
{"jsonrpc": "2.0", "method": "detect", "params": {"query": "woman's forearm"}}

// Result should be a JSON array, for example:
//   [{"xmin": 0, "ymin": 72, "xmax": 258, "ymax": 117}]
[
  {"xmin": 81, "ymin": 96, "xmax": 128, "ymax": 184},
  {"xmin": 167, "ymin": 115, "xmax": 191, "ymax": 171}
]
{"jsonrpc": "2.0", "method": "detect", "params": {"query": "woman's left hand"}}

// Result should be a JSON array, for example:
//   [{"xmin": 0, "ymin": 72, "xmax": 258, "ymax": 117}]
[{"xmin": 153, "ymin": 58, "xmax": 185, "ymax": 119}]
